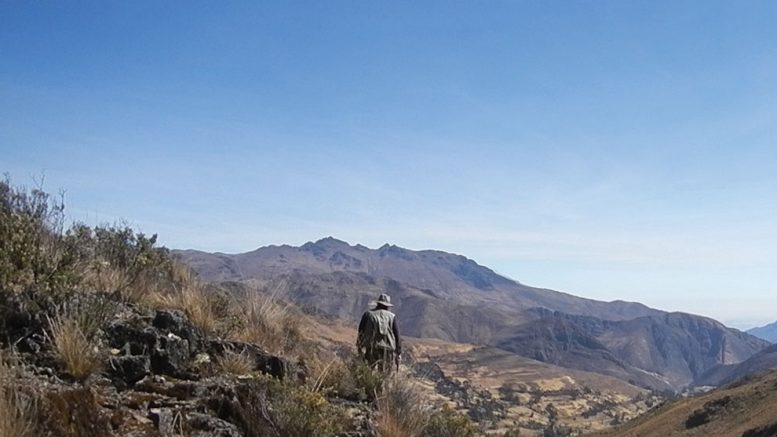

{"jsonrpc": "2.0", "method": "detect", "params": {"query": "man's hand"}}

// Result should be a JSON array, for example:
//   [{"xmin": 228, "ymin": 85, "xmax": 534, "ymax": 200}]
[{"xmin": 395, "ymin": 353, "xmax": 401, "ymax": 371}]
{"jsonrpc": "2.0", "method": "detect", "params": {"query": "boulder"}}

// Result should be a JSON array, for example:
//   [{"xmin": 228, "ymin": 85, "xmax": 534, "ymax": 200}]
[
  {"xmin": 151, "ymin": 333, "xmax": 193, "ymax": 378},
  {"xmin": 187, "ymin": 412, "xmax": 243, "ymax": 437},
  {"xmin": 153, "ymin": 310, "xmax": 202, "ymax": 354},
  {"xmin": 107, "ymin": 355, "xmax": 151, "ymax": 387},
  {"xmin": 149, "ymin": 407, "xmax": 178, "ymax": 436},
  {"xmin": 105, "ymin": 318, "xmax": 159, "ymax": 354}
]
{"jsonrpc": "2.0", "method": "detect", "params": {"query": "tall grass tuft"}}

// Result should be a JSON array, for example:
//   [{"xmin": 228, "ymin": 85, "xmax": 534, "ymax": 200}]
[
  {"xmin": 46, "ymin": 312, "xmax": 103, "ymax": 380},
  {"xmin": 237, "ymin": 286, "xmax": 302, "ymax": 355},
  {"xmin": 375, "ymin": 376, "xmax": 430, "ymax": 437},
  {"xmin": 146, "ymin": 262, "xmax": 219, "ymax": 334},
  {"xmin": 0, "ymin": 355, "xmax": 39, "ymax": 436},
  {"xmin": 216, "ymin": 347, "xmax": 255, "ymax": 376}
]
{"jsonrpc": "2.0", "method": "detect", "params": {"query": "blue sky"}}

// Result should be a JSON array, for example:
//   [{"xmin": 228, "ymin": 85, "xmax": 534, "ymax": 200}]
[{"xmin": 2, "ymin": 1, "xmax": 776, "ymax": 328}]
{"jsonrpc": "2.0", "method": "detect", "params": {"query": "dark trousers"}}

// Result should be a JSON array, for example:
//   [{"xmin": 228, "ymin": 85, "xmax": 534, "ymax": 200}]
[{"xmin": 364, "ymin": 347, "xmax": 395, "ymax": 373}]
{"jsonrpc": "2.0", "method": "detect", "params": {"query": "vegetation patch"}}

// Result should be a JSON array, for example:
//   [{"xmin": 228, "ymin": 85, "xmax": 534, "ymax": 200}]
[{"xmin": 685, "ymin": 395, "xmax": 733, "ymax": 429}]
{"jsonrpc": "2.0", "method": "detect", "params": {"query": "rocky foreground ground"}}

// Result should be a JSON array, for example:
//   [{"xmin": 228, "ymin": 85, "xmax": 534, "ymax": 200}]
[{"xmin": 0, "ymin": 291, "xmax": 379, "ymax": 436}]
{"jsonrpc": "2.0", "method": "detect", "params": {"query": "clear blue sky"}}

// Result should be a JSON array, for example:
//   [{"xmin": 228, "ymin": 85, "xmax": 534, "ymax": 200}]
[{"xmin": 2, "ymin": 1, "xmax": 776, "ymax": 328}]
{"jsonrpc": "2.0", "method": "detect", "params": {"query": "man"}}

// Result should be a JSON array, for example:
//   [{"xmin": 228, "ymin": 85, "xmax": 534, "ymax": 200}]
[{"xmin": 357, "ymin": 293, "xmax": 401, "ymax": 372}]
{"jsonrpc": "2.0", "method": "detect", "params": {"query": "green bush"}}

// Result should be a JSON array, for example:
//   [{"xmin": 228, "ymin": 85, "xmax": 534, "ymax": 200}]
[
  {"xmin": 0, "ymin": 177, "xmax": 176, "ymax": 303},
  {"xmin": 0, "ymin": 178, "xmax": 80, "ymax": 294},
  {"xmin": 230, "ymin": 375, "xmax": 353, "ymax": 436},
  {"xmin": 424, "ymin": 404, "xmax": 479, "ymax": 437},
  {"xmin": 327, "ymin": 355, "xmax": 389, "ymax": 402}
]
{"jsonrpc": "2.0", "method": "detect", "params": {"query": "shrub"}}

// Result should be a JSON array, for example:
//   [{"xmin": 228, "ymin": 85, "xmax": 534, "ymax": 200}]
[
  {"xmin": 229, "ymin": 375, "xmax": 352, "ymax": 436},
  {"xmin": 311, "ymin": 353, "xmax": 389, "ymax": 402},
  {"xmin": 349, "ymin": 355, "xmax": 388, "ymax": 401},
  {"xmin": 74, "ymin": 223, "xmax": 173, "ymax": 303},
  {"xmin": 0, "ymin": 177, "xmax": 176, "ymax": 303},
  {"xmin": 267, "ymin": 378, "xmax": 351, "ymax": 436},
  {"xmin": 424, "ymin": 404, "xmax": 478, "ymax": 437},
  {"xmin": 0, "ymin": 177, "xmax": 81, "ymax": 295}
]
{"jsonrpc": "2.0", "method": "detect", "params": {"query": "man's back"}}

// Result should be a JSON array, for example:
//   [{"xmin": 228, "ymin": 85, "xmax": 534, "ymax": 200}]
[
  {"xmin": 357, "ymin": 294, "xmax": 402, "ymax": 372},
  {"xmin": 358, "ymin": 308, "xmax": 396, "ymax": 352}
]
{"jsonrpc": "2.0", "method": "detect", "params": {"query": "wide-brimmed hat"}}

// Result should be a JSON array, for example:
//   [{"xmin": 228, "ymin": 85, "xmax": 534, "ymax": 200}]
[{"xmin": 373, "ymin": 293, "xmax": 393, "ymax": 307}]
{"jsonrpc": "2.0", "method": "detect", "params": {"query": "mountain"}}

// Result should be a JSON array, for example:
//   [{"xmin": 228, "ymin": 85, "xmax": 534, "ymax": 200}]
[
  {"xmin": 694, "ymin": 343, "xmax": 777, "ymax": 388},
  {"xmin": 178, "ymin": 237, "xmax": 661, "ymax": 322},
  {"xmin": 747, "ymin": 321, "xmax": 777, "ymax": 343},
  {"xmin": 591, "ymin": 366, "xmax": 777, "ymax": 437},
  {"xmin": 175, "ymin": 237, "xmax": 769, "ymax": 389},
  {"xmin": 496, "ymin": 309, "xmax": 766, "ymax": 389}
]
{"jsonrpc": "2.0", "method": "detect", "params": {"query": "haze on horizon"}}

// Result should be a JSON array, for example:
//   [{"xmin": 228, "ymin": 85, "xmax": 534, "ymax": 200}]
[{"xmin": 2, "ymin": 1, "xmax": 776, "ymax": 329}]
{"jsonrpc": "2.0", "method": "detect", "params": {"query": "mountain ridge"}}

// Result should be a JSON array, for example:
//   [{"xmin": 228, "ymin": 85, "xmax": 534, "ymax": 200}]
[
  {"xmin": 175, "ymin": 237, "xmax": 769, "ymax": 390},
  {"xmin": 747, "ymin": 320, "xmax": 777, "ymax": 343}
]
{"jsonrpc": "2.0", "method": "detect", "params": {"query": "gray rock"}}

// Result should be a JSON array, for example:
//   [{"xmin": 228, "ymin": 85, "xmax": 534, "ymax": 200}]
[
  {"xmin": 153, "ymin": 310, "xmax": 202, "ymax": 354},
  {"xmin": 107, "ymin": 355, "xmax": 151, "ymax": 386},
  {"xmin": 187, "ymin": 412, "xmax": 244, "ymax": 437},
  {"xmin": 104, "ymin": 318, "xmax": 159, "ymax": 354},
  {"xmin": 149, "ymin": 407, "xmax": 177, "ymax": 436},
  {"xmin": 151, "ymin": 334, "xmax": 192, "ymax": 378}
]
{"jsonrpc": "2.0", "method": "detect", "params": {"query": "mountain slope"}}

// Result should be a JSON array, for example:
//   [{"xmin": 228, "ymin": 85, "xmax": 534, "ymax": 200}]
[
  {"xmin": 590, "ymin": 367, "xmax": 777, "ymax": 436},
  {"xmin": 494, "ymin": 309, "xmax": 766, "ymax": 389},
  {"xmin": 176, "ymin": 237, "xmax": 768, "ymax": 389},
  {"xmin": 694, "ymin": 343, "xmax": 777, "ymax": 388},
  {"xmin": 178, "ymin": 237, "xmax": 662, "ymax": 320},
  {"xmin": 747, "ymin": 321, "xmax": 777, "ymax": 343}
]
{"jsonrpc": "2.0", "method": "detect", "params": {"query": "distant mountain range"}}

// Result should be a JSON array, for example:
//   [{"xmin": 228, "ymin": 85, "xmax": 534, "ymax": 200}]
[
  {"xmin": 175, "ymin": 237, "xmax": 769, "ymax": 390},
  {"xmin": 747, "ymin": 321, "xmax": 777, "ymax": 343}
]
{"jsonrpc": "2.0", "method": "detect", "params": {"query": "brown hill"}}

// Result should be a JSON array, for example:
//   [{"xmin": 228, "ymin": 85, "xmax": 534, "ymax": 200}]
[
  {"xmin": 589, "ymin": 367, "xmax": 777, "ymax": 436},
  {"xmin": 175, "ymin": 237, "xmax": 768, "ymax": 389}
]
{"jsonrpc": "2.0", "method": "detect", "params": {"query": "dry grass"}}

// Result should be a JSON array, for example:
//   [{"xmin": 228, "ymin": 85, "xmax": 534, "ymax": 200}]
[
  {"xmin": 82, "ymin": 260, "xmax": 161, "ymax": 304},
  {"xmin": 46, "ymin": 312, "xmax": 103, "ymax": 380},
  {"xmin": 215, "ymin": 347, "xmax": 254, "ymax": 376},
  {"xmin": 145, "ymin": 263, "xmax": 219, "ymax": 334},
  {"xmin": 0, "ymin": 355, "xmax": 39, "ymax": 436},
  {"xmin": 82, "ymin": 261, "xmax": 129, "ymax": 294},
  {"xmin": 375, "ymin": 376, "xmax": 430, "ymax": 437},
  {"xmin": 309, "ymin": 355, "xmax": 343, "ymax": 393},
  {"xmin": 304, "ymin": 350, "xmax": 356, "ymax": 395},
  {"xmin": 236, "ymin": 289, "xmax": 302, "ymax": 355}
]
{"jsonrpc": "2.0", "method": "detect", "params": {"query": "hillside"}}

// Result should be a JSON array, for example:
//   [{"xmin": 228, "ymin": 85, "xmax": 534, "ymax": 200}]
[
  {"xmin": 747, "ymin": 321, "xmax": 777, "ymax": 343},
  {"xmin": 694, "ymin": 343, "xmax": 777, "ymax": 388},
  {"xmin": 589, "ymin": 367, "xmax": 777, "ymax": 436},
  {"xmin": 177, "ymin": 237, "xmax": 662, "ymax": 322},
  {"xmin": 496, "ymin": 310, "xmax": 768, "ymax": 388},
  {"xmin": 0, "ymin": 180, "xmax": 485, "ymax": 437},
  {"xmin": 176, "ymin": 238, "xmax": 769, "ymax": 389}
]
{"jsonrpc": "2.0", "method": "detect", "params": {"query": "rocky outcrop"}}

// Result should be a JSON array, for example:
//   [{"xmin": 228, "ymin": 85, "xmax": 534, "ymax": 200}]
[{"xmin": 0, "ymin": 293, "xmax": 309, "ymax": 437}]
